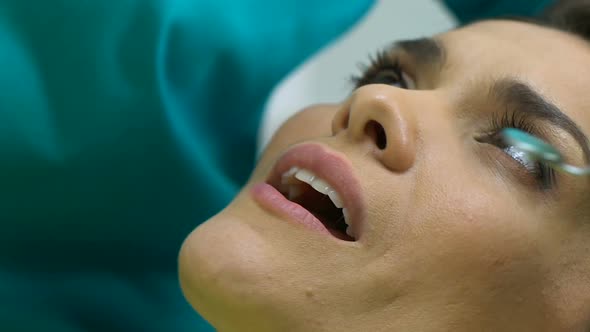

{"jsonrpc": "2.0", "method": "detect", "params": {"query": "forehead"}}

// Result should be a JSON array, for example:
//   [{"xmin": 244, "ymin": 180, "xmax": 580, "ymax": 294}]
[{"xmin": 437, "ymin": 20, "xmax": 590, "ymax": 133}]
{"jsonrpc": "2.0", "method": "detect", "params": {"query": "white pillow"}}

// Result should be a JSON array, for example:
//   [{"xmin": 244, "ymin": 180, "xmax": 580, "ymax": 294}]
[{"xmin": 258, "ymin": 0, "xmax": 457, "ymax": 154}]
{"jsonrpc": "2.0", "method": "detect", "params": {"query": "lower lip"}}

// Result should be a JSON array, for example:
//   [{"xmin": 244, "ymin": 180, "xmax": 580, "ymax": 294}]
[{"xmin": 250, "ymin": 182, "xmax": 331, "ymax": 236}]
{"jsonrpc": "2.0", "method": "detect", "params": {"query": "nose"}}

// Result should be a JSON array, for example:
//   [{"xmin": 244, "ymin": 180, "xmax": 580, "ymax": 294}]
[{"xmin": 332, "ymin": 85, "xmax": 417, "ymax": 172}]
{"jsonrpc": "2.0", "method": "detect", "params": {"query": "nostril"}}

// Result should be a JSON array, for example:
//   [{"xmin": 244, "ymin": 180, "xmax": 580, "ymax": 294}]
[{"xmin": 364, "ymin": 120, "xmax": 387, "ymax": 150}]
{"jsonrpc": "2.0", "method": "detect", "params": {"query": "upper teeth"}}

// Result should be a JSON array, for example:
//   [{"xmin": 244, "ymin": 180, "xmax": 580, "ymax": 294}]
[{"xmin": 281, "ymin": 167, "xmax": 353, "ymax": 237}]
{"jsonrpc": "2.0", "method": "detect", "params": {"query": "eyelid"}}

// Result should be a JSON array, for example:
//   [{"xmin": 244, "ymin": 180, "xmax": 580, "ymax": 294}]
[
  {"xmin": 353, "ymin": 48, "xmax": 418, "ymax": 90},
  {"xmin": 475, "ymin": 137, "xmax": 551, "ymax": 193},
  {"xmin": 401, "ymin": 71, "xmax": 416, "ymax": 89},
  {"xmin": 491, "ymin": 147, "xmax": 548, "ymax": 190},
  {"xmin": 475, "ymin": 112, "xmax": 558, "ymax": 191}
]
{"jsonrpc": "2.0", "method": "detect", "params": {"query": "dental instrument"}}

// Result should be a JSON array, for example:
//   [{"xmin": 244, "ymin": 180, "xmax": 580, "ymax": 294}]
[{"xmin": 501, "ymin": 128, "xmax": 590, "ymax": 176}]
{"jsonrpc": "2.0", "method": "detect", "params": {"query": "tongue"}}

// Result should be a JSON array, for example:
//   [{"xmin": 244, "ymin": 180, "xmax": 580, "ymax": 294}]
[{"xmin": 327, "ymin": 228, "xmax": 353, "ymax": 240}]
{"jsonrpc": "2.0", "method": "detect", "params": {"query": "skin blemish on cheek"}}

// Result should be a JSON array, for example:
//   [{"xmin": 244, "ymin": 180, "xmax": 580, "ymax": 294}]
[
  {"xmin": 463, "ymin": 212, "xmax": 475, "ymax": 224},
  {"xmin": 303, "ymin": 287, "xmax": 324, "ymax": 306}
]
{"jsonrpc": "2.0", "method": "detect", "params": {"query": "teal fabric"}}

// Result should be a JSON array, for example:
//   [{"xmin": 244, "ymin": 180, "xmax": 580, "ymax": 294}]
[
  {"xmin": 0, "ymin": 0, "xmax": 554, "ymax": 331},
  {"xmin": 0, "ymin": 0, "xmax": 373, "ymax": 331},
  {"xmin": 443, "ymin": 0, "xmax": 553, "ymax": 23}
]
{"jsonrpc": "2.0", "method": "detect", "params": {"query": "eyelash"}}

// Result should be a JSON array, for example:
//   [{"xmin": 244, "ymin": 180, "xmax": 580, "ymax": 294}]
[
  {"xmin": 485, "ymin": 112, "xmax": 557, "ymax": 189},
  {"xmin": 351, "ymin": 49, "xmax": 408, "ymax": 89}
]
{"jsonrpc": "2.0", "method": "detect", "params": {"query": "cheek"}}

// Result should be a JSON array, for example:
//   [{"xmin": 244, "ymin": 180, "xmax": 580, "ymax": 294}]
[
  {"xmin": 404, "ymin": 142, "xmax": 542, "ymax": 274},
  {"xmin": 407, "ymin": 180, "xmax": 546, "ymax": 292},
  {"xmin": 365, "ymin": 144, "xmax": 548, "ymax": 295}
]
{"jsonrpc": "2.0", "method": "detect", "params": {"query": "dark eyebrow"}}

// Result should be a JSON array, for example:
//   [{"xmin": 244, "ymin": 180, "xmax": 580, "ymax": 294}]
[
  {"xmin": 394, "ymin": 37, "xmax": 446, "ymax": 67},
  {"xmin": 490, "ymin": 78, "xmax": 590, "ymax": 162}
]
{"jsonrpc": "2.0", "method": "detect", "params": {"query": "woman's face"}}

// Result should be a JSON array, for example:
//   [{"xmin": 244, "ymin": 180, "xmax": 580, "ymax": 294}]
[{"xmin": 180, "ymin": 20, "xmax": 590, "ymax": 331}]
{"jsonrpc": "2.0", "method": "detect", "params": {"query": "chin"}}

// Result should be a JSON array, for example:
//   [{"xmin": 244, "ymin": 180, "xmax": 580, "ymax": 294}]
[{"xmin": 178, "ymin": 207, "xmax": 297, "ymax": 331}]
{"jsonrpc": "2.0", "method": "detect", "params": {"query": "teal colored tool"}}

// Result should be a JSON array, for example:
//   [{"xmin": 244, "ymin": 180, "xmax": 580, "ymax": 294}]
[{"xmin": 501, "ymin": 128, "xmax": 590, "ymax": 176}]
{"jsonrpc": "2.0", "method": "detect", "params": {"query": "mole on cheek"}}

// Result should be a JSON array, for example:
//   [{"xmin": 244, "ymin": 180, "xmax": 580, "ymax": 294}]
[{"xmin": 305, "ymin": 288, "xmax": 314, "ymax": 299}]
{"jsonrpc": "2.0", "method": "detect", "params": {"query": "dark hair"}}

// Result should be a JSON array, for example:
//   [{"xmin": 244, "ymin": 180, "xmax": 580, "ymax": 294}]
[{"xmin": 541, "ymin": 0, "xmax": 590, "ymax": 40}]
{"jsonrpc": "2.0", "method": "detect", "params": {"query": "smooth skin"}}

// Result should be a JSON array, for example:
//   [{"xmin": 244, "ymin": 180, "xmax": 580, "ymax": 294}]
[{"xmin": 179, "ymin": 20, "xmax": 590, "ymax": 331}]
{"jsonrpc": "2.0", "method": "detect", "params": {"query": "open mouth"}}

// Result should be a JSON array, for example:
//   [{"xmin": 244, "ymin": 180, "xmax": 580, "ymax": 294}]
[{"xmin": 270, "ymin": 167, "xmax": 355, "ymax": 241}]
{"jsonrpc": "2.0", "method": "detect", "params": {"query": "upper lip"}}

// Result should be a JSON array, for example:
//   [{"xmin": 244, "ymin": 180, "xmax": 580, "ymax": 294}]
[{"xmin": 266, "ymin": 143, "xmax": 366, "ymax": 240}]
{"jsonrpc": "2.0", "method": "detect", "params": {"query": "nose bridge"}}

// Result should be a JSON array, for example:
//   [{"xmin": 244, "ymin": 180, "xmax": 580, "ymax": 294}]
[{"xmin": 332, "ymin": 85, "xmax": 420, "ymax": 172}]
